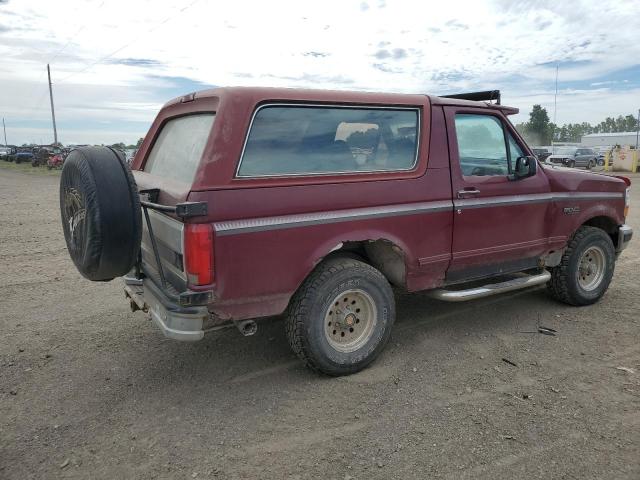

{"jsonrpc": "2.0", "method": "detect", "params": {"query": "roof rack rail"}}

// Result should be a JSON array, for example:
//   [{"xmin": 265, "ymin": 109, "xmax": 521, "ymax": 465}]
[{"xmin": 441, "ymin": 90, "xmax": 501, "ymax": 105}]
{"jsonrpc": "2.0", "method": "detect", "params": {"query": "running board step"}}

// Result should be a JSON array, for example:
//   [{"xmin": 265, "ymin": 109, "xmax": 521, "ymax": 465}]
[{"xmin": 428, "ymin": 270, "xmax": 551, "ymax": 302}]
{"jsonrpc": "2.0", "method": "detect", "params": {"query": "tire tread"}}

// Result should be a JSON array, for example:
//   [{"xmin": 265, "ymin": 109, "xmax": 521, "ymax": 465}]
[
  {"xmin": 547, "ymin": 226, "xmax": 614, "ymax": 305},
  {"xmin": 285, "ymin": 257, "xmax": 390, "ymax": 375}
]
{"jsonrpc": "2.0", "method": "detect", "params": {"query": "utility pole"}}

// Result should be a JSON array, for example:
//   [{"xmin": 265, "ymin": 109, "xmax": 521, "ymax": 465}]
[
  {"xmin": 2, "ymin": 117, "xmax": 6, "ymax": 147},
  {"xmin": 47, "ymin": 64, "xmax": 58, "ymax": 145},
  {"xmin": 636, "ymin": 108, "xmax": 639, "ymax": 151}
]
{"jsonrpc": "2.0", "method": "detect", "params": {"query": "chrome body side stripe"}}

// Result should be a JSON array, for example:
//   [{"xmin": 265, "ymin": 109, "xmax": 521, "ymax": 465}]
[
  {"xmin": 455, "ymin": 191, "xmax": 623, "ymax": 210},
  {"xmin": 456, "ymin": 193, "xmax": 551, "ymax": 209},
  {"xmin": 214, "ymin": 191, "xmax": 623, "ymax": 236},
  {"xmin": 551, "ymin": 192, "xmax": 623, "ymax": 200},
  {"xmin": 214, "ymin": 200, "xmax": 453, "ymax": 236}
]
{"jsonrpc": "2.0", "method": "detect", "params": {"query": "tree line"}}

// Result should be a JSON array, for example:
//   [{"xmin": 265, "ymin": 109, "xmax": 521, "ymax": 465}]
[
  {"xmin": 515, "ymin": 105, "xmax": 639, "ymax": 146},
  {"xmin": 109, "ymin": 138, "xmax": 144, "ymax": 151}
]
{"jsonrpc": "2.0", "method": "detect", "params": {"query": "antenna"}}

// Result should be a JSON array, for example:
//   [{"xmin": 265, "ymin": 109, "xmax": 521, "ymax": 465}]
[
  {"xmin": 553, "ymin": 64, "xmax": 558, "ymax": 125},
  {"xmin": 2, "ymin": 117, "xmax": 6, "ymax": 147},
  {"xmin": 632, "ymin": 108, "xmax": 640, "ymax": 150},
  {"xmin": 552, "ymin": 64, "xmax": 558, "ymax": 153}
]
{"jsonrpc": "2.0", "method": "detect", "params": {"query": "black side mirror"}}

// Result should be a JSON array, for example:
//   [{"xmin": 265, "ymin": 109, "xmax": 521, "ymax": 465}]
[{"xmin": 510, "ymin": 156, "xmax": 537, "ymax": 180}]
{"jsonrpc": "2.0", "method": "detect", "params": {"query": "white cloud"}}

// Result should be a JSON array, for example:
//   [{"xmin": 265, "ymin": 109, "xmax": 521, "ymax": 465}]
[{"xmin": 0, "ymin": 0, "xmax": 639, "ymax": 144}]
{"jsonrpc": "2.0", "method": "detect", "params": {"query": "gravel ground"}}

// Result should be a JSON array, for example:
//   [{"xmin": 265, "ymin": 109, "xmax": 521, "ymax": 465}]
[{"xmin": 1, "ymin": 166, "xmax": 639, "ymax": 479}]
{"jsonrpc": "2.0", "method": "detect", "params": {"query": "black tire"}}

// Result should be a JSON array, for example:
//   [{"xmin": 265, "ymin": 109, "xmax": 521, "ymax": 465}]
[
  {"xmin": 59, "ymin": 147, "xmax": 142, "ymax": 281},
  {"xmin": 286, "ymin": 257, "xmax": 395, "ymax": 376},
  {"xmin": 547, "ymin": 226, "xmax": 615, "ymax": 306},
  {"xmin": 587, "ymin": 160, "xmax": 594, "ymax": 170},
  {"xmin": 568, "ymin": 160, "xmax": 575, "ymax": 168},
  {"xmin": 15, "ymin": 157, "xmax": 21, "ymax": 164}
]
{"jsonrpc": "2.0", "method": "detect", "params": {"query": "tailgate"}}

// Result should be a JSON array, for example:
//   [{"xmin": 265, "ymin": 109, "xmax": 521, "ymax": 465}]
[
  {"xmin": 140, "ymin": 209, "xmax": 186, "ymax": 293},
  {"xmin": 132, "ymin": 112, "xmax": 216, "ymax": 295}
]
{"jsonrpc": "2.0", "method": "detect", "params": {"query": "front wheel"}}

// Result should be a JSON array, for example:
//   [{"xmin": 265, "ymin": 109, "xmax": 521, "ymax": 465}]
[
  {"xmin": 568, "ymin": 160, "xmax": 576, "ymax": 168},
  {"xmin": 286, "ymin": 257, "xmax": 395, "ymax": 376},
  {"xmin": 547, "ymin": 226, "xmax": 615, "ymax": 306}
]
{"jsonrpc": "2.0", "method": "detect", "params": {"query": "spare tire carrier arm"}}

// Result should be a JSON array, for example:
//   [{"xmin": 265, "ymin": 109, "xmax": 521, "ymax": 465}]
[{"xmin": 138, "ymin": 188, "xmax": 208, "ymax": 301}]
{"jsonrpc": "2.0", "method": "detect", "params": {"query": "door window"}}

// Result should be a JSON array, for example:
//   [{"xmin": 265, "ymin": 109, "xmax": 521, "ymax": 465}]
[
  {"xmin": 454, "ymin": 114, "xmax": 509, "ymax": 177},
  {"xmin": 508, "ymin": 133, "xmax": 524, "ymax": 171}
]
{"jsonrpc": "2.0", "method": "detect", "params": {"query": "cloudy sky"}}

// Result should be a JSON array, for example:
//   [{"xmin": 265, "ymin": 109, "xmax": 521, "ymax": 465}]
[{"xmin": 1, "ymin": 0, "xmax": 639, "ymax": 145}]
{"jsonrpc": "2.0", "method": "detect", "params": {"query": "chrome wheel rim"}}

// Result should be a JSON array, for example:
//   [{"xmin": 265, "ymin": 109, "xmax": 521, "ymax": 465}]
[
  {"xmin": 577, "ymin": 246, "xmax": 606, "ymax": 291},
  {"xmin": 324, "ymin": 289, "xmax": 377, "ymax": 353}
]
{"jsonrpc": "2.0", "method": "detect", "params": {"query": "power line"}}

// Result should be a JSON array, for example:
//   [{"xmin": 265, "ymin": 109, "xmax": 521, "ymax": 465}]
[
  {"xmin": 18, "ymin": 0, "xmax": 200, "ymax": 142},
  {"xmin": 50, "ymin": 2, "xmax": 105, "ymax": 64},
  {"xmin": 22, "ymin": 1, "xmax": 106, "ymax": 113},
  {"xmin": 58, "ymin": 0, "xmax": 200, "ymax": 84}
]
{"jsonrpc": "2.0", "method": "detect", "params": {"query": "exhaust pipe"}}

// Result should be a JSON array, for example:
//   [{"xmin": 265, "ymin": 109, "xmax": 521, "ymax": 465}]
[{"xmin": 234, "ymin": 319, "xmax": 257, "ymax": 336}]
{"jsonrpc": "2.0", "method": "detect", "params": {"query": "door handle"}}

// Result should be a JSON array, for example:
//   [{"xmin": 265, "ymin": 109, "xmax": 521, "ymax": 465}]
[{"xmin": 457, "ymin": 188, "xmax": 481, "ymax": 199}]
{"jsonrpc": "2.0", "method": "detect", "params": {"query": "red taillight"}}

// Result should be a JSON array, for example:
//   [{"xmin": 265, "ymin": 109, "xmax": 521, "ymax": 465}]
[{"xmin": 184, "ymin": 224, "xmax": 214, "ymax": 286}]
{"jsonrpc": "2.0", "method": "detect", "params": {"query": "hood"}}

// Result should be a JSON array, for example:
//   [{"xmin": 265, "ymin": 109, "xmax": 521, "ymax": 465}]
[{"xmin": 543, "ymin": 164, "xmax": 627, "ymax": 194}]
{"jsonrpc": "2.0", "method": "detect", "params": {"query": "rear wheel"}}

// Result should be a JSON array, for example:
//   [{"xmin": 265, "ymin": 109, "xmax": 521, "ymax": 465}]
[
  {"xmin": 286, "ymin": 257, "xmax": 395, "ymax": 376},
  {"xmin": 587, "ymin": 159, "xmax": 595, "ymax": 169},
  {"xmin": 547, "ymin": 226, "xmax": 615, "ymax": 305},
  {"xmin": 568, "ymin": 160, "xmax": 575, "ymax": 168}
]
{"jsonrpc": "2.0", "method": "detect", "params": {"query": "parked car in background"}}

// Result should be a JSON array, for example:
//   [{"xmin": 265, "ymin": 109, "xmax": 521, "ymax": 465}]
[
  {"xmin": 3, "ymin": 146, "xmax": 18, "ymax": 161},
  {"xmin": 594, "ymin": 146, "xmax": 612, "ymax": 166},
  {"xmin": 546, "ymin": 147, "xmax": 599, "ymax": 169},
  {"xmin": 13, "ymin": 147, "xmax": 35, "ymax": 164},
  {"xmin": 0, "ymin": 146, "xmax": 12, "ymax": 160},
  {"xmin": 47, "ymin": 152, "xmax": 66, "ymax": 169},
  {"xmin": 58, "ymin": 87, "xmax": 632, "ymax": 376},
  {"xmin": 532, "ymin": 147, "xmax": 551, "ymax": 162},
  {"xmin": 32, "ymin": 146, "xmax": 61, "ymax": 167}
]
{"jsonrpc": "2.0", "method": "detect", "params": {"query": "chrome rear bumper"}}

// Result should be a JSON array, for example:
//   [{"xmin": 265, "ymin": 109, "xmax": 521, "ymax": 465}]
[{"xmin": 124, "ymin": 276, "xmax": 207, "ymax": 341}]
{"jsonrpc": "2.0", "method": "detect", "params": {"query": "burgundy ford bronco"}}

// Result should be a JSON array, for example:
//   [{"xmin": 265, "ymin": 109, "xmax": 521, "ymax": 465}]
[{"xmin": 60, "ymin": 87, "xmax": 633, "ymax": 375}]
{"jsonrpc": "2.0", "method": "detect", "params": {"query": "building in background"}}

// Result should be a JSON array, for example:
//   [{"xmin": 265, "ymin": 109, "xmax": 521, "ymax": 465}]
[{"xmin": 581, "ymin": 132, "xmax": 638, "ymax": 148}]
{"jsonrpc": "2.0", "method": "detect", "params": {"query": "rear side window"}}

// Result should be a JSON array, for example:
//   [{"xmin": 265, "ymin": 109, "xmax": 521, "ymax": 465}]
[
  {"xmin": 237, "ymin": 105, "xmax": 419, "ymax": 177},
  {"xmin": 144, "ymin": 114, "xmax": 215, "ymax": 184}
]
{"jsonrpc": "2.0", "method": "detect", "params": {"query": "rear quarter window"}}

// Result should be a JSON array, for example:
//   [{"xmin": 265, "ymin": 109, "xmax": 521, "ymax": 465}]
[
  {"xmin": 144, "ymin": 113, "xmax": 215, "ymax": 184},
  {"xmin": 237, "ymin": 105, "xmax": 419, "ymax": 177}
]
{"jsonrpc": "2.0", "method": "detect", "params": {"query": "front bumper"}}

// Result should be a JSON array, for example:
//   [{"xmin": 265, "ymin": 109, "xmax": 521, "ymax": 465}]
[
  {"xmin": 617, "ymin": 224, "xmax": 633, "ymax": 253},
  {"xmin": 547, "ymin": 157, "xmax": 568, "ymax": 165},
  {"xmin": 124, "ymin": 276, "xmax": 208, "ymax": 341}
]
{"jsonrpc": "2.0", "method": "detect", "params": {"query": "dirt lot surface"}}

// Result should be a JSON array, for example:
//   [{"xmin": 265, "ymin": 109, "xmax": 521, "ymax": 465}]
[{"xmin": 1, "ymin": 166, "xmax": 639, "ymax": 479}]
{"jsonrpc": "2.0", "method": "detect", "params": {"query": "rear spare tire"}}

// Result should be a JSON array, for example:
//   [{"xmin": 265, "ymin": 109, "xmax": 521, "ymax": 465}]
[{"xmin": 60, "ymin": 146, "xmax": 142, "ymax": 281}]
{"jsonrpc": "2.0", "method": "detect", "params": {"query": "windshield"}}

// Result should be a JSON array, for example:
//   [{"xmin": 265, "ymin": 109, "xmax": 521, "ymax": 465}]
[{"xmin": 554, "ymin": 147, "xmax": 577, "ymax": 155}]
